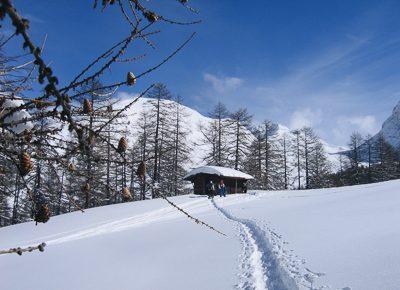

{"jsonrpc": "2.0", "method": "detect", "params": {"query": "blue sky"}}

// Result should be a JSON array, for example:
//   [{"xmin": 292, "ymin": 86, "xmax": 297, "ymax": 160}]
[{"xmin": 4, "ymin": 0, "xmax": 400, "ymax": 145}]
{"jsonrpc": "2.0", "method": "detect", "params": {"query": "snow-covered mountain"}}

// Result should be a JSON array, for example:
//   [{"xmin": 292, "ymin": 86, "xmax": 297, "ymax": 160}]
[
  {"xmin": 115, "ymin": 96, "xmax": 216, "ymax": 168},
  {"xmin": 372, "ymin": 101, "xmax": 400, "ymax": 148},
  {"xmin": 341, "ymin": 101, "xmax": 400, "ymax": 161},
  {"xmin": 1, "ymin": 95, "xmax": 343, "ymax": 171},
  {"xmin": 116, "ymin": 96, "xmax": 342, "ymax": 170}
]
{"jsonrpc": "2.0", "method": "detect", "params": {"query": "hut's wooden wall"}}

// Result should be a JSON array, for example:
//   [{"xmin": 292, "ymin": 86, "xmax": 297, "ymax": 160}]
[
  {"xmin": 190, "ymin": 174, "xmax": 248, "ymax": 195},
  {"xmin": 193, "ymin": 175, "xmax": 205, "ymax": 194}
]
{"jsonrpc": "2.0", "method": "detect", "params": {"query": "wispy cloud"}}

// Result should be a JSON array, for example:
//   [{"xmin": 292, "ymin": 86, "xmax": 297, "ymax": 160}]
[
  {"xmin": 340, "ymin": 115, "xmax": 378, "ymax": 133},
  {"xmin": 203, "ymin": 73, "xmax": 243, "ymax": 93},
  {"xmin": 245, "ymin": 33, "xmax": 400, "ymax": 144},
  {"xmin": 290, "ymin": 108, "xmax": 322, "ymax": 129}
]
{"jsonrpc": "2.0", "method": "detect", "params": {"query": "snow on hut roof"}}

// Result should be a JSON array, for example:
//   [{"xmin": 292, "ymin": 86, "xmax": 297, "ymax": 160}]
[{"xmin": 184, "ymin": 166, "xmax": 254, "ymax": 180}]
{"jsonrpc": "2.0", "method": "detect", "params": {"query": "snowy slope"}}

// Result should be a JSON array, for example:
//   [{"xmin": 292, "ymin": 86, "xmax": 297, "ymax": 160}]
[
  {"xmin": 2, "ymin": 180, "xmax": 400, "ymax": 289},
  {"xmin": 115, "ymin": 96, "xmax": 217, "ymax": 168}
]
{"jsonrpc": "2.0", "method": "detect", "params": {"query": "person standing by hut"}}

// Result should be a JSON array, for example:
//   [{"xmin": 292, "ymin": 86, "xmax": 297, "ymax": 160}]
[
  {"xmin": 206, "ymin": 180, "xmax": 215, "ymax": 199},
  {"xmin": 243, "ymin": 182, "xmax": 248, "ymax": 193},
  {"xmin": 218, "ymin": 180, "xmax": 226, "ymax": 197}
]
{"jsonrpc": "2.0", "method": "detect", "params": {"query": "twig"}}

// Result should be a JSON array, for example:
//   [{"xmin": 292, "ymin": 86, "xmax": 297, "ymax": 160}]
[
  {"xmin": 142, "ymin": 177, "xmax": 226, "ymax": 236},
  {"xmin": 0, "ymin": 31, "xmax": 16, "ymax": 48},
  {"xmin": 1, "ymin": 0, "xmax": 85, "ymax": 150},
  {"xmin": 0, "ymin": 243, "xmax": 46, "ymax": 256},
  {"xmin": 95, "ymin": 84, "xmax": 154, "ymax": 134}
]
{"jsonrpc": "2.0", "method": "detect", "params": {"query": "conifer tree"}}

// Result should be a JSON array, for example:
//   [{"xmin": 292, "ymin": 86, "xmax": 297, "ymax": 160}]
[
  {"xmin": 229, "ymin": 108, "xmax": 253, "ymax": 170},
  {"xmin": 199, "ymin": 102, "xmax": 231, "ymax": 166},
  {"xmin": 291, "ymin": 129, "xmax": 303, "ymax": 189},
  {"xmin": 348, "ymin": 132, "xmax": 363, "ymax": 184},
  {"xmin": 145, "ymin": 83, "xmax": 173, "ymax": 197}
]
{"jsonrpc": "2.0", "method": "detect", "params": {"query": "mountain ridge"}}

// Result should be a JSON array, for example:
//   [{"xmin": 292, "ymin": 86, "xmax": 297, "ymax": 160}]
[{"xmin": 372, "ymin": 101, "xmax": 400, "ymax": 148}]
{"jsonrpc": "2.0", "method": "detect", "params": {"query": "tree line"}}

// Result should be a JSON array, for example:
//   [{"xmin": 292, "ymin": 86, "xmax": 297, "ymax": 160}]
[
  {"xmin": 199, "ymin": 102, "xmax": 331, "ymax": 191},
  {"xmin": 330, "ymin": 132, "xmax": 400, "ymax": 187},
  {"xmin": 200, "ymin": 103, "xmax": 400, "ymax": 191}
]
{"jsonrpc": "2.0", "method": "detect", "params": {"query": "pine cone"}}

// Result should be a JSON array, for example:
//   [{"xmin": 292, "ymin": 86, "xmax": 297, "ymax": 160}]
[
  {"xmin": 136, "ymin": 161, "xmax": 146, "ymax": 178},
  {"xmin": 34, "ymin": 203, "xmax": 50, "ymax": 224},
  {"xmin": 143, "ymin": 11, "xmax": 158, "ymax": 22},
  {"xmin": 0, "ymin": 166, "xmax": 5, "ymax": 175},
  {"xmin": 83, "ymin": 99, "xmax": 93, "ymax": 114},
  {"xmin": 117, "ymin": 137, "xmax": 128, "ymax": 153},
  {"xmin": 122, "ymin": 187, "xmax": 132, "ymax": 201},
  {"xmin": 23, "ymin": 129, "xmax": 32, "ymax": 143},
  {"xmin": 64, "ymin": 94, "xmax": 71, "ymax": 104},
  {"xmin": 34, "ymin": 100, "xmax": 54, "ymax": 110},
  {"xmin": 68, "ymin": 163, "xmax": 76, "ymax": 172},
  {"xmin": 107, "ymin": 105, "xmax": 113, "ymax": 113},
  {"xmin": 19, "ymin": 152, "xmax": 33, "ymax": 176},
  {"xmin": 126, "ymin": 72, "xmax": 136, "ymax": 86},
  {"xmin": 82, "ymin": 183, "xmax": 90, "ymax": 192},
  {"xmin": 38, "ymin": 243, "xmax": 46, "ymax": 252}
]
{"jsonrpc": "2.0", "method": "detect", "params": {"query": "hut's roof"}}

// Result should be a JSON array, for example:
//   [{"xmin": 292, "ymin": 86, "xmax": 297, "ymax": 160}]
[{"xmin": 184, "ymin": 166, "xmax": 254, "ymax": 180}]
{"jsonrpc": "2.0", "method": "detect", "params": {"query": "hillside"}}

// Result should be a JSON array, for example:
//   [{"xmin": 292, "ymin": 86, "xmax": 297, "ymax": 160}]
[
  {"xmin": 2, "ymin": 180, "xmax": 400, "ymax": 289},
  {"xmin": 116, "ymin": 96, "xmax": 342, "ymax": 170}
]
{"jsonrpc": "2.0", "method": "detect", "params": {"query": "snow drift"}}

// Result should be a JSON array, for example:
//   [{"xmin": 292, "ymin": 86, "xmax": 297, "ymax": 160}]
[{"xmin": 2, "ymin": 180, "xmax": 400, "ymax": 289}]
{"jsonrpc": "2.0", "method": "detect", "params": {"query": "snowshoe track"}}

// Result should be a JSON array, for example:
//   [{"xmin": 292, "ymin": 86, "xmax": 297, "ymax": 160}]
[{"xmin": 212, "ymin": 199, "xmax": 300, "ymax": 290}]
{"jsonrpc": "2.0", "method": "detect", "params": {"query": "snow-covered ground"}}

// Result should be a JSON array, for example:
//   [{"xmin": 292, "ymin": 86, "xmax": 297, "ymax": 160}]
[{"xmin": 2, "ymin": 180, "xmax": 400, "ymax": 290}]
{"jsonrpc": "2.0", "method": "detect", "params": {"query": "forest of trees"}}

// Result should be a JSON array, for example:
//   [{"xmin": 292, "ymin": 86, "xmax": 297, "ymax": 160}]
[
  {"xmin": 0, "ymin": 0, "xmax": 203, "ymax": 231},
  {"xmin": 330, "ymin": 132, "xmax": 400, "ymax": 187},
  {"xmin": 199, "ymin": 105, "xmax": 331, "ymax": 191},
  {"xmin": 199, "ymin": 102, "xmax": 400, "ymax": 192}
]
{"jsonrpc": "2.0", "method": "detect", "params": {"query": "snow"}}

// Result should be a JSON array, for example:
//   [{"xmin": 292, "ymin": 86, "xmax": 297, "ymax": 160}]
[
  {"xmin": 276, "ymin": 123, "xmax": 344, "ymax": 170},
  {"xmin": 115, "ymin": 96, "xmax": 217, "ymax": 168},
  {"xmin": 2, "ymin": 180, "xmax": 400, "ymax": 289},
  {"xmin": 184, "ymin": 165, "xmax": 254, "ymax": 180},
  {"xmin": 0, "ymin": 98, "xmax": 33, "ymax": 133},
  {"xmin": 372, "ymin": 101, "xmax": 400, "ymax": 148},
  {"xmin": 115, "ymin": 95, "xmax": 342, "ymax": 171}
]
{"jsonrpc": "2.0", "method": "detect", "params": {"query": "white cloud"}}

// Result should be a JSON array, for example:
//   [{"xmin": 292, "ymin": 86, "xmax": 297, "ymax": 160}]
[
  {"xmin": 203, "ymin": 73, "xmax": 243, "ymax": 93},
  {"xmin": 333, "ymin": 115, "xmax": 380, "ymax": 142},
  {"xmin": 289, "ymin": 108, "xmax": 322, "ymax": 129},
  {"xmin": 337, "ymin": 115, "xmax": 379, "ymax": 133}
]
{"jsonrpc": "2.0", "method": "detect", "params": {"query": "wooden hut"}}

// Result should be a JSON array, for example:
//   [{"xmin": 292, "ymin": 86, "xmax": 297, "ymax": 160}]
[{"xmin": 183, "ymin": 166, "xmax": 254, "ymax": 195}]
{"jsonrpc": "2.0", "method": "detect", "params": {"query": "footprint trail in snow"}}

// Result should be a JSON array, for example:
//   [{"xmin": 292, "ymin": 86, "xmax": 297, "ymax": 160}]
[{"xmin": 212, "ymin": 198, "xmax": 325, "ymax": 290}]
